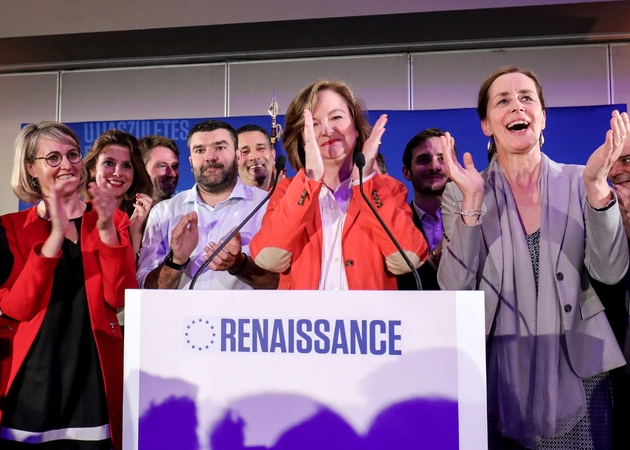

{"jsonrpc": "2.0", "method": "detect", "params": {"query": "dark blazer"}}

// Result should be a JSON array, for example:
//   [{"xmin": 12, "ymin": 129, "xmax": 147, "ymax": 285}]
[
  {"xmin": 396, "ymin": 202, "xmax": 441, "ymax": 290},
  {"xmin": 591, "ymin": 272, "xmax": 630, "ymax": 450}
]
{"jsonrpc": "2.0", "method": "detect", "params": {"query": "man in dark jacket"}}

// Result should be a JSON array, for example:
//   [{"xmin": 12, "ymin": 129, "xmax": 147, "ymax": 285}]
[{"xmin": 397, "ymin": 128, "xmax": 454, "ymax": 290}]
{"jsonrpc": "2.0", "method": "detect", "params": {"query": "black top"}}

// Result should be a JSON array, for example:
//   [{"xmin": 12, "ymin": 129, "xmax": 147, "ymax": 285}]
[{"xmin": 2, "ymin": 211, "xmax": 109, "ymax": 443}]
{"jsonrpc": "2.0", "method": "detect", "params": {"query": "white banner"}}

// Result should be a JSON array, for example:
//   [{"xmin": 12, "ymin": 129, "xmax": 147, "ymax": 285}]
[{"xmin": 123, "ymin": 290, "xmax": 487, "ymax": 450}]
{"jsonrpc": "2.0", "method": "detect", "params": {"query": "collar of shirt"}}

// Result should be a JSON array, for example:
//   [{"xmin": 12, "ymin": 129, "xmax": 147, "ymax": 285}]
[
  {"xmin": 318, "ymin": 174, "xmax": 355, "ymax": 290},
  {"xmin": 183, "ymin": 178, "xmax": 252, "ymax": 210},
  {"xmin": 136, "ymin": 178, "xmax": 268, "ymax": 290},
  {"xmin": 319, "ymin": 174, "xmax": 353, "ymax": 213},
  {"xmin": 412, "ymin": 201, "xmax": 442, "ymax": 251}
]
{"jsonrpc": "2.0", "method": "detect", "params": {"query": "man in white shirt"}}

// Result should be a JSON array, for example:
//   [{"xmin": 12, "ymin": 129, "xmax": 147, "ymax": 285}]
[
  {"xmin": 137, "ymin": 120, "xmax": 278, "ymax": 290},
  {"xmin": 397, "ymin": 128, "xmax": 453, "ymax": 290}
]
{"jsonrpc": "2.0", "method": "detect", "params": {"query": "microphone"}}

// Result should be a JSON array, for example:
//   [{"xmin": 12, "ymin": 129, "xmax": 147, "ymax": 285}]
[
  {"xmin": 354, "ymin": 152, "xmax": 422, "ymax": 290},
  {"xmin": 189, "ymin": 155, "xmax": 287, "ymax": 289}
]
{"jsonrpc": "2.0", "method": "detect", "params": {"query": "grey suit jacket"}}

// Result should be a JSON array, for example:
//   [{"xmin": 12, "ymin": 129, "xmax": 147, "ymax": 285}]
[{"xmin": 438, "ymin": 159, "xmax": 629, "ymax": 377}]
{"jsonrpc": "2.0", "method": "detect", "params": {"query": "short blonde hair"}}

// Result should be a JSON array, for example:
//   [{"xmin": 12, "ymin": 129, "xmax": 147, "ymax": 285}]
[
  {"xmin": 12, "ymin": 121, "xmax": 85, "ymax": 204},
  {"xmin": 283, "ymin": 78, "xmax": 372, "ymax": 171}
]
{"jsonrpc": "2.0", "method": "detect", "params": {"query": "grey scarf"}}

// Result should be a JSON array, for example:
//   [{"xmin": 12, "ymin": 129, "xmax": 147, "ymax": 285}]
[{"xmin": 485, "ymin": 154, "xmax": 586, "ymax": 448}]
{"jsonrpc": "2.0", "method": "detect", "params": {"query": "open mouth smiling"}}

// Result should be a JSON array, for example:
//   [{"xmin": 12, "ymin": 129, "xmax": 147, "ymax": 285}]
[{"xmin": 506, "ymin": 120, "xmax": 530, "ymax": 132}]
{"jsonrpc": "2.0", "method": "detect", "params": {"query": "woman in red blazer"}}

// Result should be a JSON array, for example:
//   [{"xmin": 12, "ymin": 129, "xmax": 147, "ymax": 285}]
[
  {"xmin": 0, "ymin": 122, "xmax": 137, "ymax": 450},
  {"xmin": 250, "ymin": 79, "xmax": 427, "ymax": 289}
]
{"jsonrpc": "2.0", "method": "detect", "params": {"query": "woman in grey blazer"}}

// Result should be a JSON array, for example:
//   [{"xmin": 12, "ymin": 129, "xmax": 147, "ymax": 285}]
[{"xmin": 439, "ymin": 66, "xmax": 629, "ymax": 449}]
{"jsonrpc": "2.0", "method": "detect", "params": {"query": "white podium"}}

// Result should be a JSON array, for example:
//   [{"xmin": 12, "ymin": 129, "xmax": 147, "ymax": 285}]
[{"xmin": 123, "ymin": 290, "xmax": 486, "ymax": 450}]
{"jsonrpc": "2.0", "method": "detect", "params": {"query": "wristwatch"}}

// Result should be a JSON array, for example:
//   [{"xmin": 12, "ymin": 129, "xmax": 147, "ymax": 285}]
[{"xmin": 164, "ymin": 249, "xmax": 190, "ymax": 271}]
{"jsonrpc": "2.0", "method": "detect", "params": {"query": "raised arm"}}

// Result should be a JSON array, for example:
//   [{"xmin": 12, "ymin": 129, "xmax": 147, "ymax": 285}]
[
  {"xmin": 250, "ymin": 173, "xmax": 322, "ymax": 273},
  {"xmin": 142, "ymin": 211, "xmax": 198, "ymax": 289},
  {"xmin": 438, "ymin": 134, "xmax": 486, "ymax": 290},
  {"xmin": 583, "ymin": 111, "xmax": 629, "ymax": 208},
  {"xmin": 97, "ymin": 210, "xmax": 138, "ymax": 309},
  {"xmin": 583, "ymin": 111, "xmax": 630, "ymax": 284}
]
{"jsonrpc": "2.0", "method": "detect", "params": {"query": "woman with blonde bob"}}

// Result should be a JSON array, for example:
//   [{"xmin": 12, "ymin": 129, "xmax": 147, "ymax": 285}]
[
  {"xmin": 439, "ymin": 66, "xmax": 630, "ymax": 448},
  {"xmin": 84, "ymin": 129, "xmax": 153, "ymax": 254},
  {"xmin": 251, "ymin": 78, "xmax": 427, "ymax": 289},
  {"xmin": 0, "ymin": 121, "xmax": 136, "ymax": 449}
]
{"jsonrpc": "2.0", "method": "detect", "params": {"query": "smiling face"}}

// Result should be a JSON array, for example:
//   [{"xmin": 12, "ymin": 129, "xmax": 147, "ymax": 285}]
[
  {"xmin": 609, "ymin": 137, "xmax": 630, "ymax": 187},
  {"xmin": 27, "ymin": 138, "xmax": 83, "ymax": 198},
  {"xmin": 311, "ymin": 89, "xmax": 358, "ymax": 166},
  {"xmin": 90, "ymin": 145, "xmax": 134, "ymax": 202},
  {"xmin": 403, "ymin": 137, "xmax": 448, "ymax": 197},
  {"xmin": 237, "ymin": 130, "xmax": 275, "ymax": 188},
  {"xmin": 146, "ymin": 146, "xmax": 180, "ymax": 201},
  {"xmin": 481, "ymin": 72, "xmax": 546, "ymax": 155}
]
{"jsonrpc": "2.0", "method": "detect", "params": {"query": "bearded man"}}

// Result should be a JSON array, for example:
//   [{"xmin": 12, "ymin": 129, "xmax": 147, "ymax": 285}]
[{"xmin": 137, "ymin": 120, "xmax": 277, "ymax": 290}]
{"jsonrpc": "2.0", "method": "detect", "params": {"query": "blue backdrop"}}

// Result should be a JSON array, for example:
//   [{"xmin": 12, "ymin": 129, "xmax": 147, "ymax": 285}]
[{"xmin": 18, "ymin": 104, "xmax": 625, "ymax": 210}]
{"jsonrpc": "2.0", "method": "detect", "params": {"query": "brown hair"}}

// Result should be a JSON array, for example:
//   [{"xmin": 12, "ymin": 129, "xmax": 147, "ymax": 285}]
[
  {"xmin": 84, "ymin": 129, "xmax": 152, "ymax": 217},
  {"xmin": 138, "ymin": 135, "xmax": 180, "ymax": 164},
  {"xmin": 477, "ymin": 66, "xmax": 546, "ymax": 158},
  {"xmin": 12, "ymin": 121, "xmax": 86, "ymax": 204},
  {"xmin": 282, "ymin": 78, "xmax": 372, "ymax": 171}
]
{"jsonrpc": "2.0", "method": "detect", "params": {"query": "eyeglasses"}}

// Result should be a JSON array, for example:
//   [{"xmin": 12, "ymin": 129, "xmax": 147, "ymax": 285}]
[{"xmin": 34, "ymin": 150, "xmax": 82, "ymax": 168}]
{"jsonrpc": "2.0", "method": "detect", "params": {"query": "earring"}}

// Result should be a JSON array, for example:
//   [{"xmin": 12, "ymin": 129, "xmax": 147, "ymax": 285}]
[
  {"xmin": 539, "ymin": 132, "xmax": 545, "ymax": 148},
  {"xmin": 487, "ymin": 136, "xmax": 495, "ymax": 152},
  {"xmin": 31, "ymin": 177, "xmax": 39, "ymax": 189}
]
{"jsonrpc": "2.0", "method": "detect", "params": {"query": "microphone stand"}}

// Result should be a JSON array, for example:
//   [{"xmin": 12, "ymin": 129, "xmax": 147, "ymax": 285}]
[
  {"xmin": 354, "ymin": 152, "xmax": 422, "ymax": 290},
  {"xmin": 188, "ymin": 156, "xmax": 286, "ymax": 289}
]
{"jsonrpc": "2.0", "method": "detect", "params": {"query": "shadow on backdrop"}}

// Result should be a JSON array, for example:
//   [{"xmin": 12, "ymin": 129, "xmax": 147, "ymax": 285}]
[{"xmin": 209, "ymin": 397, "xmax": 458, "ymax": 450}]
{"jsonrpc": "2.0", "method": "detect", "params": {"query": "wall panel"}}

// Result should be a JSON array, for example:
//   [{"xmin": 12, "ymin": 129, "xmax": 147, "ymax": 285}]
[
  {"xmin": 0, "ymin": 73, "xmax": 58, "ymax": 214},
  {"xmin": 60, "ymin": 64, "xmax": 226, "ymax": 122},
  {"xmin": 412, "ymin": 46, "xmax": 610, "ymax": 110},
  {"xmin": 228, "ymin": 55, "xmax": 410, "ymax": 117},
  {"xmin": 0, "ymin": 44, "xmax": 626, "ymax": 215},
  {"xmin": 612, "ymin": 44, "xmax": 630, "ymax": 109}
]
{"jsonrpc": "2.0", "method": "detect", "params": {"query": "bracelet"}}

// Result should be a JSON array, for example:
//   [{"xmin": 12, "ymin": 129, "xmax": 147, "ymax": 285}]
[
  {"xmin": 455, "ymin": 209, "xmax": 484, "ymax": 217},
  {"xmin": 228, "ymin": 252, "xmax": 248, "ymax": 276},
  {"xmin": 427, "ymin": 250, "xmax": 440, "ymax": 270},
  {"xmin": 588, "ymin": 193, "xmax": 616, "ymax": 212}
]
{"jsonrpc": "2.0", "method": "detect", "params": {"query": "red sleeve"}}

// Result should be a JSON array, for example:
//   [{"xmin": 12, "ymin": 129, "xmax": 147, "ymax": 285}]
[
  {"xmin": 250, "ymin": 170, "xmax": 323, "ymax": 270},
  {"xmin": 353, "ymin": 174, "xmax": 428, "ymax": 271},
  {"xmin": 0, "ymin": 216, "xmax": 59, "ymax": 322},
  {"xmin": 97, "ymin": 211, "xmax": 138, "ymax": 309}
]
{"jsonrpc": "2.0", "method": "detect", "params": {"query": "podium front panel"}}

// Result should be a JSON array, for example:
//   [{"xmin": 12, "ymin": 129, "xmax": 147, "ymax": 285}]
[{"xmin": 123, "ymin": 290, "xmax": 486, "ymax": 450}]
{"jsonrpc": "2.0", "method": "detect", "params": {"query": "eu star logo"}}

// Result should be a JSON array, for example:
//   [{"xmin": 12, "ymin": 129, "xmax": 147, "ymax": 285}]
[{"xmin": 184, "ymin": 317, "xmax": 220, "ymax": 353}]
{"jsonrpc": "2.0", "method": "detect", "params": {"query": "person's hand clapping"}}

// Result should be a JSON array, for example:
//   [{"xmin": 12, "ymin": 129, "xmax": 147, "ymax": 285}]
[
  {"xmin": 88, "ymin": 182, "xmax": 121, "ymax": 246},
  {"xmin": 88, "ymin": 182, "xmax": 118, "ymax": 232},
  {"xmin": 204, "ymin": 231, "xmax": 243, "ymax": 272},
  {"xmin": 441, "ymin": 132, "xmax": 485, "ymax": 225},
  {"xmin": 584, "ymin": 110, "xmax": 630, "ymax": 208},
  {"xmin": 169, "ymin": 211, "xmax": 198, "ymax": 266},
  {"xmin": 130, "ymin": 193, "xmax": 154, "ymax": 233},
  {"xmin": 303, "ymin": 109, "xmax": 325, "ymax": 181}
]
